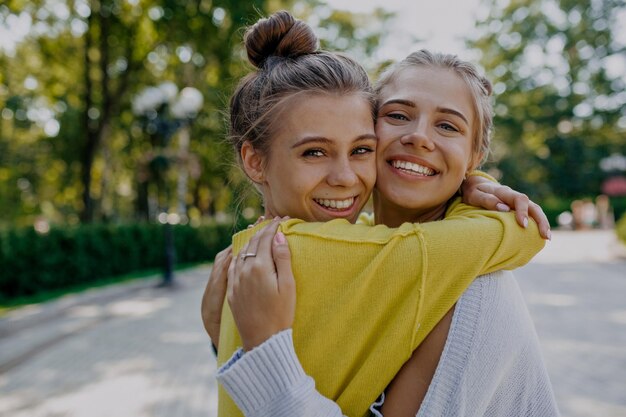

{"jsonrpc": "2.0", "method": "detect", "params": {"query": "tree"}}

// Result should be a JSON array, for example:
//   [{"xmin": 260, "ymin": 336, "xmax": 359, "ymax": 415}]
[
  {"xmin": 469, "ymin": 0, "xmax": 626, "ymax": 202},
  {"xmin": 1, "ymin": 0, "xmax": 271, "ymax": 224},
  {"xmin": 0, "ymin": 0, "xmax": 392, "ymax": 227}
]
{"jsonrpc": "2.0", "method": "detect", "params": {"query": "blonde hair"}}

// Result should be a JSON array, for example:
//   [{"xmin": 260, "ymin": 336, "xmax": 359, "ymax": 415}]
[{"xmin": 375, "ymin": 50, "xmax": 493, "ymax": 169}]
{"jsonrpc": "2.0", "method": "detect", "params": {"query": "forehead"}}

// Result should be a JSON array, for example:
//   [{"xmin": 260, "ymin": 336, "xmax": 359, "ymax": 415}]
[
  {"xmin": 274, "ymin": 92, "xmax": 375, "ymax": 143},
  {"xmin": 379, "ymin": 67, "xmax": 475, "ymax": 118}
]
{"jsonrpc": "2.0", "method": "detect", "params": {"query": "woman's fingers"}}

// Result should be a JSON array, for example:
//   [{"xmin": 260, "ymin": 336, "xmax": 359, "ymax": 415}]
[
  {"xmin": 462, "ymin": 180, "xmax": 509, "ymax": 212},
  {"xmin": 272, "ymin": 231, "xmax": 296, "ymax": 331},
  {"xmin": 241, "ymin": 217, "xmax": 280, "ymax": 263},
  {"xmin": 246, "ymin": 215, "xmax": 266, "ymax": 229},
  {"xmin": 487, "ymin": 185, "xmax": 551, "ymax": 239},
  {"xmin": 529, "ymin": 201, "xmax": 552, "ymax": 240},
  {"xmin": 511, "ymin": 192, "xmax": 530, "ymax": 229},
  {"xmin": 226, "ymin": 248, "xmax": 237, "ymax": 313},
  {"xmin": 272, "ymin": 231, "xmax": 294, "ymax": 293},
  {"xmin": 227, "ymin": 217, "xmax": 294, "ymax": 351},
  {"xmin": 252, "ymin": 218, "xmax": 283, "ymax": 264},
  {"xmin": 201, "ymin": 245, "xmax": 233, "ymax": 348},
  {"xmin": 475, "ymin": 189, "xmax": 509, "ymax": 212},
  {"xmin": 465, "ymin": 179, "xmax": 552, "ymax": 240}
]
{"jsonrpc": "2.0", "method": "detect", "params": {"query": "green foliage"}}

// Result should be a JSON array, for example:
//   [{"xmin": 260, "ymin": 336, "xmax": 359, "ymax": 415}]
[
  {"xmin": 617, "ymin": 212, "xmax": 626, "ymax": 245},
  {"xmin": 610, "ymin": 197, "xmax": 626, "ymax": 223},
  {"xmin": 470, "ymin": 0, "xmax": 626, "ymax": 202},
  {"xmin": 0, "ymin": 0, "xmax": 389, "ymax": 227},
  {"xmin": 0, "ymin": 222, "xmax": 234, "ymax": 300}
]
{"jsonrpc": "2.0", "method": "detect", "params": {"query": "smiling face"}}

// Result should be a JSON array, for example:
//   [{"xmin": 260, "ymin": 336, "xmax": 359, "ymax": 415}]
[
  {"xmin": 374, "ymin": 66, "xmax": 477, "ymax": 226},
  {"xmin": 247, "ymin": 93, "xmax": 377, "ymax": 223}
]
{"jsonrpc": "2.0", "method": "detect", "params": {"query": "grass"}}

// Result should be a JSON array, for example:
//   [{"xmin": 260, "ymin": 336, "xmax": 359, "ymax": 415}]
[{"xmin": 0, "ymin": 262, "xmax": 207, "ymax": 317}]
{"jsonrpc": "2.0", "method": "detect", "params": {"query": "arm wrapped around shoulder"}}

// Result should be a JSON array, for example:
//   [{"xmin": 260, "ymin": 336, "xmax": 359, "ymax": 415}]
[{"xmin": 413, "ymin": 199, "xmax": 545, "ymax": 349}]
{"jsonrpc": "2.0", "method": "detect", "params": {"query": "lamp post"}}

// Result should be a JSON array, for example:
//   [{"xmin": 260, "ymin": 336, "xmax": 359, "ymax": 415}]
[
  {"xmin": 171, "ymin": 87, "xmax": 204, "ymax": 218},
  {"xmin": 132, "ymin": 83, "xmax": 203, "ymax": 287}
]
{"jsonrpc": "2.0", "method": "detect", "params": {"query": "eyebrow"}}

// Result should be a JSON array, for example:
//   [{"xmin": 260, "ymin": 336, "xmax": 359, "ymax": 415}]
[
  {"xmin": 381, "ymin": 99, "xmax": 415, "ymax": 108},
  {"xmin": 380, "ymin": 99, "xmax": 470, "ymax": 125},
  {"xmin": 291, "ymin": 134, "xmax": 377, "ymax": 149},
  {"xmin": 437, "ymin": 107, "xmax": 469, "ymax": 125}
]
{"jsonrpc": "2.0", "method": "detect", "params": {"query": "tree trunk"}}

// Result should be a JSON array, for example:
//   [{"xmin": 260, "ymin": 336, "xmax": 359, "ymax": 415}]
[
  {"xmin": 80, "ymin": 9, "xmax": 96, "ymax": 223},
  {"xmin": 79, "ymin": 2, "xmax": 121, "ymax": 223}
]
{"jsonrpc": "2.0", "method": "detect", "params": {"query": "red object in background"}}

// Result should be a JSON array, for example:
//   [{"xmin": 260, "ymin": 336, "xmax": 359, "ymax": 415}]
[{"xmin": 602, "ymin": 176, "xmax": 626, "ymax": 196}]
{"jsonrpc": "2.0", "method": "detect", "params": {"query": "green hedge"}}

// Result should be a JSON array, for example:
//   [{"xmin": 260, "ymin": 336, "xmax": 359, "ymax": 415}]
[
  {"xmin": 612, "ymin": 197, "xmax": 626, "ymax": 223},
  {"xmin": 617, "ymin": 213, "xmax": 626, "ymax": 245},
  {"xmin": 0, "ymin": 222, "xmax": 234, "ymax": 300}
]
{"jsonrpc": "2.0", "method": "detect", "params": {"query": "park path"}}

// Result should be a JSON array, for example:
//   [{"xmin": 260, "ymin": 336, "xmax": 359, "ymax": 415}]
[
  {"xmin": 0, "ymin": 267, "xmax": 218, "ymax": 417},
  {"xmin": 0, "ymin": 230, "xmax": 624, "ymax": 417},
  {"xmin": 516, "ymin": 230, "xmax": 626, "ymax": 417}
]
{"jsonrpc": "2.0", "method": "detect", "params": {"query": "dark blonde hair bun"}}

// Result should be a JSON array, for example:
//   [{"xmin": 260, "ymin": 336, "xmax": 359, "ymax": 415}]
[
  {"xmin": 229, "ymin": 11, "xmax": 373, "ymax": 170},
  {"xmin": 244, "ymin": 10, "xmax": 319, "ymax": 68}
]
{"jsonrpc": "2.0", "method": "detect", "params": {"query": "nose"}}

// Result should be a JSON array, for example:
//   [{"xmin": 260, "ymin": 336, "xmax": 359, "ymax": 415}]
[
  {"xmin": 327, "ymin": 157, "xmax": 359, "ymax": 187},
  {"xmin": 400, "ymin": 120, "xmax": 435, "ymax": 151}
]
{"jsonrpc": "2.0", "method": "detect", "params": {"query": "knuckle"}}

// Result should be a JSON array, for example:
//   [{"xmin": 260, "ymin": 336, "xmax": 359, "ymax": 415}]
[
  {"xmin": 249, "ymin": 263, "xmax": 263, "ymax": 275},
  {"xmin": 516, "ymin": 194, "xmax": 529, "ymax": 203}
]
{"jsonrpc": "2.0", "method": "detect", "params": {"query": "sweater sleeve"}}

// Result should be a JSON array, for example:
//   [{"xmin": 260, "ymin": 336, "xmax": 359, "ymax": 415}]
[
  {"xmin": 217, "ymin": 330, "xmax": 347, "ymax": 417},
  {"xmin": 411, "ymin": 200, "xmax": 545, "ymax": 346}
]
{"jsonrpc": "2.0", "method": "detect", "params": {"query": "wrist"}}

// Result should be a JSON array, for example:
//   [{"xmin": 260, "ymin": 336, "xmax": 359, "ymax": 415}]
[
  {"xmin": 242, "ymin": 333, "xmax": 273, "ymax": 352},
  {"xmin": 242, "ymin": 326, "xmax": 289, "ymax": 352}
]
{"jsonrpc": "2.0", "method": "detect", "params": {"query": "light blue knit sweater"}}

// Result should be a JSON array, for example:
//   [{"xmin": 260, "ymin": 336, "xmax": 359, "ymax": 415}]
[{"xmin": 217, "ymin": 271, "xmax": 560, "ymax": 417}]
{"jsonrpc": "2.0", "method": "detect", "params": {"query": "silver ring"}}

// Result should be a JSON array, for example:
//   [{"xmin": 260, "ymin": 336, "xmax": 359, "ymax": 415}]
[{"xmin": 240, "ymin": 252, "xmax": 257, "ymax": 261}]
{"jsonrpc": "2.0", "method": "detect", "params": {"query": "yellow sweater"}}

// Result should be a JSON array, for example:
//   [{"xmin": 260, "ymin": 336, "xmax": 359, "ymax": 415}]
[{"xmin": 217, "ymin": 199, "xmax": 545, "ymax": 417}]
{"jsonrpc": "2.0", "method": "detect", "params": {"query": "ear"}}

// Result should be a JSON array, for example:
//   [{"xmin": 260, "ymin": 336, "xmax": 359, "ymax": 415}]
[{"xmin": 241, "ymin": 141, "xmax": 265, "ymax": 184}]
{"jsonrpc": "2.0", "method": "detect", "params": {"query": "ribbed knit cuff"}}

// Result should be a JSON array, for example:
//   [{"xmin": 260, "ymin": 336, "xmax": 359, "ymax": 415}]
[{"xmin": 216, "ymin": 329, "xmax": 307, "ymax": 415}]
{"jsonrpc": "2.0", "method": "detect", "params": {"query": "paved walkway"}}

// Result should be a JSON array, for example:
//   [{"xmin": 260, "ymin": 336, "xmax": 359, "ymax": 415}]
[
  {"xmin": 0, "ymin": 230, "xmax": 625, "ymax": 417},
  {"xmin": 516, "ymin": 230, "xmax": 626, "ymax": 417},
  {"xmin": 0, "ymin": 267, "xmax": 218, "ymax": 417}
]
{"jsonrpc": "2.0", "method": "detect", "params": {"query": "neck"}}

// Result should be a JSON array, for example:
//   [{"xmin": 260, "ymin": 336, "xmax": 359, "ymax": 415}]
[{"xmin": 373, "ymin": 190, "xmax": 448, "ymax": 227}]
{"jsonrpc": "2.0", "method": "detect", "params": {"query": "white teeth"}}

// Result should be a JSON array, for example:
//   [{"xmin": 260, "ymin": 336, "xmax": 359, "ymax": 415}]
[
  {"xmin": 391, "ymin": 160, "xmax": 436, "ymax": 176},
  {"xmin": 314, "ymin": 197, "xmax": 355, "ymax": 210}
]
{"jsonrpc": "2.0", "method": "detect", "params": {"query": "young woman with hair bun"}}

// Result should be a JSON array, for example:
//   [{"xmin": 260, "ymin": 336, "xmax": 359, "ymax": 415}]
[{"xmin": 203, "ymin": 10, "xmax": 558, "ymax": 417}]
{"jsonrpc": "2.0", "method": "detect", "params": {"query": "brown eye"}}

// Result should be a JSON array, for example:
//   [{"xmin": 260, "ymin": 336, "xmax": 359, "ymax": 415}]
[
  {"xmin": 302, "ymin": 149, "xmax": 325, "ymax": 157},
  {"xmin": 387, "ymin": 113, "xmax": 409, "ymax": 121},
  {"xmin": 352, "ymin": 146, "xmax": 374, "ymax": 156},
  {"xmin": 439, "ymin": 122, "xmax": 459, "ymax": 132}
]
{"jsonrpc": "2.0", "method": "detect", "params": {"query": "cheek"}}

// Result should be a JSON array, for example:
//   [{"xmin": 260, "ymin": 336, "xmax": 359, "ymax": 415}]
[
  {"xmin": 448, "ymin": 140, "xmax": 474, "ymax": 171},
  {"xmin": 266, "ymin": 158, "xmax": 307, "ymax": 196},
  {"xmin": 289, "ymin": 166, "xmax": 326, "ymax": 196},
  {"xmin": 375, "ymin": 125, "xmax": 395, "ymax": 149},
  {"xmin": 358, "ymin": 158, "xmax": 377, "ymax": 184}
]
